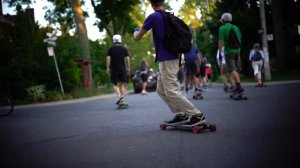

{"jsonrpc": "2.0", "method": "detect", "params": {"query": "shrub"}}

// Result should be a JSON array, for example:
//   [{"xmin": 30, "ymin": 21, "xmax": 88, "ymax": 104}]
[{"xmin": 26, "ymin": 85, "xmax": 46, "ymax": 101}]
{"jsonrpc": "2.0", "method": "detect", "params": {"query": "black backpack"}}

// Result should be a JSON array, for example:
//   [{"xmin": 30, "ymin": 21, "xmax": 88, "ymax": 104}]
[
  {"xmin": 158, "ymin": 11, "xmax": 192, "ymax": 54},
  {"xmin": 228, "ymin": 27, "xmax": 241, "ymax": 49},
  {"xmin": 252, "ymin": 51, "xmax": 263, "ymax": 61}
]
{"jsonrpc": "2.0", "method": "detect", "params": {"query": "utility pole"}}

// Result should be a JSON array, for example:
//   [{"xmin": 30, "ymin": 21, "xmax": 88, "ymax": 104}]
[{"xmin": 259, "ymin": 0, "xmax": 271, "ymax": 81}]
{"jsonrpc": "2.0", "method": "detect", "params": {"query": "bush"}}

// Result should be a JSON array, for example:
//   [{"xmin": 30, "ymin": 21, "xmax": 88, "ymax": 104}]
[{"xmin": 26, "ymin": 85, "xmax": 46, "ymax": 101}]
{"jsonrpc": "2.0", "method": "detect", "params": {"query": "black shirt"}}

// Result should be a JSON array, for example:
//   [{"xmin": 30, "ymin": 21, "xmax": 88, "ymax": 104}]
[{"xmin": 108, "ymin": 45, "xmax": 129, "ymax": 72}]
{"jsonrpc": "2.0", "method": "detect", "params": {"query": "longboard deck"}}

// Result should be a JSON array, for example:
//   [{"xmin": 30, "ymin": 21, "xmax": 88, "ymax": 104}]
[
  {"xmin": 230, "ymin": 93, "xmax": 247, "ymax": 100},
  {"xmin": 117, "ymin": 103, "xmax": 128, "ymax": 110},
  {"xmin": 160, "ymin": 123, "xmax": 216, "ymax": 134}
]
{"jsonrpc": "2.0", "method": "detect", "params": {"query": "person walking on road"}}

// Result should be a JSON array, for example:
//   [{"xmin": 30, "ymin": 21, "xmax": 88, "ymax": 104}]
[
  {"xmin": 183, "ymin": 45, "xmax": 202, "ymax": 95},
  {"xmin": 199, "ymin": 53, "xmax": 207, "ymax": 90},
  {"xmin": 133, "ymin": 0, "xmax": 206, "ymax": 126},
  {"xmin": 204, "ymin": 57, "xmax": 213, "ymax": 88},
  {"xmin": 249, "ymin": 43, "xmax": 265, "ymax": 87},
  {"xmin": 106, "ymin": 34, "xmax": 130, "ymax": 105},
  {"xmin": 218, "ymin": 12, "xmax": 245, "ymax": 95},
  {"xmin": 139, "ymin": 58, "xmax": 149, "ymax": 95}
]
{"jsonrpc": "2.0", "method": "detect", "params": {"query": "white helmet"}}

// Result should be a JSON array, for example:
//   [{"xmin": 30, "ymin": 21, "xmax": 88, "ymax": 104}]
[
  {"xmin": 113, "ymin": 34, "xmax": 122, "ymax": 43},
  {"xmin": 221, "ymin": 13, "xmax": 232, "ymax": 22}
]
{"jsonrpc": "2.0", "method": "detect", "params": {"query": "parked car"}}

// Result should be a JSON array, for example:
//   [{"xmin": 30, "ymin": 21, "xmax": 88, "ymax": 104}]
[{"xmin": 131, "ymin": 69, "xmax": 158, "ymax": 93}]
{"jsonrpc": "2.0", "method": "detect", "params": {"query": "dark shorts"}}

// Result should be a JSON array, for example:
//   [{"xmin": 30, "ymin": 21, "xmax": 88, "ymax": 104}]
[
  {"xmin": 110, "ymin": 70, "xmax": 128, "ymax": 85},
  {"xmin": 140, "ymin": 73, "xmax": 148, "ymax": 82},
  {"xmin": 199, "ymin": 67, "xmax": 206, "ymax": 78},
  {"xmin": 184, "ymin": 61, "xmax": 198, "ymax": 77},
  {"xmin": 206, "ymin": 74, "xmax": 212, "ymax": 80},
  {"xmin": 177, "ymin": 71, "xmax": 184, "ymax": 83},
  {"xmin": 225, "ymin": 53, "xmax": 241, "ymax": 73}
]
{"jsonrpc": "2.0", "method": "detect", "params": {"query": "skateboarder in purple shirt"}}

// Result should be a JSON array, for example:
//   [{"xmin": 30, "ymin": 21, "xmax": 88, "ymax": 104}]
[{"xmin": 133, "ymin": 0, "xmax": 206, "ymax": 126}]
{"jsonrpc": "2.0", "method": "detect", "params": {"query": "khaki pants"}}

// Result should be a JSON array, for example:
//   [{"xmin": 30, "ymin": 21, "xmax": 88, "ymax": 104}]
[{"xmin": 157, "ymin": 59, "xmax": 201, "ymax": 116}]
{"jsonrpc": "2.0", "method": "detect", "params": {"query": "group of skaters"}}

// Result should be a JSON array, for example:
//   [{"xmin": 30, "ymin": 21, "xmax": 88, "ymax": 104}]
[
  {"xmin": 177, "ymin": 45, "xmax": 213, "ymax": 99},
  {"xmin": 106, "ymin": 0, "xmax": 265, "ymax": 126}
]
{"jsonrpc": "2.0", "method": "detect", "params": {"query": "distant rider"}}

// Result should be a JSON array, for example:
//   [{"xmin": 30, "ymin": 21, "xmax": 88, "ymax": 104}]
[{"xmin": 106, "ymin": 34, "xmax": 130, "ymax": 105}]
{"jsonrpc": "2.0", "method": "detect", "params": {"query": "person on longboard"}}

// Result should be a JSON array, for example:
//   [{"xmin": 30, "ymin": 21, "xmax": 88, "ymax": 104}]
[
  {"xmin": 106, "ymin": 34, "xmax": 130, "ymax": 107},
  {"xmin": 133, "ymin": 0, "xmax": 207, "ymax": 126},
  {"xmin": 218, "ymin": 13, "xmax": 246, "ymax": 98},
  {"xmin": 183, "ymin": 45, "xmax": 203, "ymax": 99},
  {"xmin": 249, "ymin": 43, "xmax": 265, "ymax": 87}
]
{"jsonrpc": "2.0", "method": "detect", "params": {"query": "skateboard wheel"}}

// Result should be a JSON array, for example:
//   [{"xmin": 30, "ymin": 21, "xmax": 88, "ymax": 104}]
[
  {"xmin": 192, "ymin": 126, "xmax": 201, "ymax": 134},
  {"xmin": 209, "ymin": 124, "xmax": 216, "ymax": 132},
  {"xmin": 160, "ymin": 124, "xmax": 166, "ymax": 130}
]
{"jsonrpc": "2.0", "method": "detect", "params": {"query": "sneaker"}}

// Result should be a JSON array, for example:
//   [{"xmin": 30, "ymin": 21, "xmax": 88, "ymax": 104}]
[
  {"xmin": 193, "ymin": 89, "xmax": 202, "ymax": 97},
  {"xmin": 116, "ymin": 96, "xmax": 123, "ymax": 105},
  {"xmin": 184, "ymin": 113, "xmax": 206, "ymax": 127},
  {"xmin": 231, "ymin": 87, "xmax": 244, "ymax": 94},
  {"xmin": 119, "ymin": 100, "xmax": 125, "ymax": 105},
  {"xmin": 185, "ymin": 88, "xmax": 189, "ymax": 93},
  {"xmin": 223, "ymin": 86, "xmax": 229, "ymax": 92},
  {"xmin": 259, "ymin": 83, "xmax": 266, "ymax": 87},
  {"xmin": 141, "ymin": 90, "xmax": 148, "ymax": 95},
  {"xmin": 165, "ymin": 114, "xmax": 189, "ymax": 125}
]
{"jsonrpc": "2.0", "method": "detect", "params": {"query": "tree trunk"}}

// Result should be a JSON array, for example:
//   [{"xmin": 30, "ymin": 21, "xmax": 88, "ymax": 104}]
[{"xmin": 68, "ymin": 0, "xmax": 93, "ymax": 88}]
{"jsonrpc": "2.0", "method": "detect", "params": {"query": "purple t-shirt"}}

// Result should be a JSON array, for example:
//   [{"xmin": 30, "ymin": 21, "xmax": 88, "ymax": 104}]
[{"xmin": 142, "ymin": 10, "xmax": 179, "ymax": 62}]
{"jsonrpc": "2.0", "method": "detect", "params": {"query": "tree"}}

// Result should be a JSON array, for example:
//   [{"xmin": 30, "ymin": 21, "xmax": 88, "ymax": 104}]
[
  {"xmin": 90, "ymin": 0, "xmax": 141, "ymax": 37},
  {"xmin": 45, "ymin": 0, "xmax": 93, "ymax": 88}
]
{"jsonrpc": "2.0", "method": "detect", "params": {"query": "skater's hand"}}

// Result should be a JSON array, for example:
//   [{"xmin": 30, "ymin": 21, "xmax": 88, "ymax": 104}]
[
  {"xmin": 133, "ymin": 27, "xmax": 140, "ymax": 38},
  {"xmin": 106, "ymin": 68, "xmax": 110, "ymax": 75}
]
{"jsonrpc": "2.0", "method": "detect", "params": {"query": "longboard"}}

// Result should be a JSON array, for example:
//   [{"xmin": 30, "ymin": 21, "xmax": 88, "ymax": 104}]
[
  {"xmin": 159, "ymin": 122, "xmax": 216, "ymax": 134},
  {"xmin": 230, "ymin": 93, "xmax": 247, "ymax": 100},
  {"xmin": 117, "ymin": 103, "xmax": 128, "ymax": 110}
]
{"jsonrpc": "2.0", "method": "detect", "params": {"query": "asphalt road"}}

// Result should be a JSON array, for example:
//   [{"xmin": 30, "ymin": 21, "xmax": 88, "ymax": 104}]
[{"xmin": 1, "ymin": 82, "xmax": 300, "ymax": 168}]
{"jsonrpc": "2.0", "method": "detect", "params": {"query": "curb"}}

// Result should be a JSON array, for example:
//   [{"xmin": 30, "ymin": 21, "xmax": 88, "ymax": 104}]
[
  {"xmin": 15, "ymin": 80, "xmax": 300, "ymax": 109},
  {"xmin": 14, "ymin": 93, "xmax": 116, "ymax": 109}
]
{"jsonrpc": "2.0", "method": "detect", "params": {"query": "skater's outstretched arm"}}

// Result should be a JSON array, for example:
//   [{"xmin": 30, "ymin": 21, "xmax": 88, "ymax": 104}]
[{"xmin": 133, "ymin": 28, "xmax": 148, "ymax": 41}]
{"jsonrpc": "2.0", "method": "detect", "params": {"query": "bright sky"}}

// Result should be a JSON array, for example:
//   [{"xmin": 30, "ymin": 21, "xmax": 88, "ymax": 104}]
[{"xmin": 3, "ymin": 0, "xmax": 184, "ymax": 41}]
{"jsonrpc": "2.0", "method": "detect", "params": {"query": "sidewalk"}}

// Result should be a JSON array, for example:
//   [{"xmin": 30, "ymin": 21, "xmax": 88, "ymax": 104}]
[
  {"xmin": 15, "ymin": 93, "xmax": 116, "ymax": 109},
  {"xmin": 15, "ymin": 80, "xmax": 300, "ymax": 109}
]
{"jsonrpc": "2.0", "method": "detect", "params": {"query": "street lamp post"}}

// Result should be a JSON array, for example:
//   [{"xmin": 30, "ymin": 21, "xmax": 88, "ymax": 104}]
[{"xmin": 44, "ymin": 33, "xmax": 65, "ymax": 97}]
